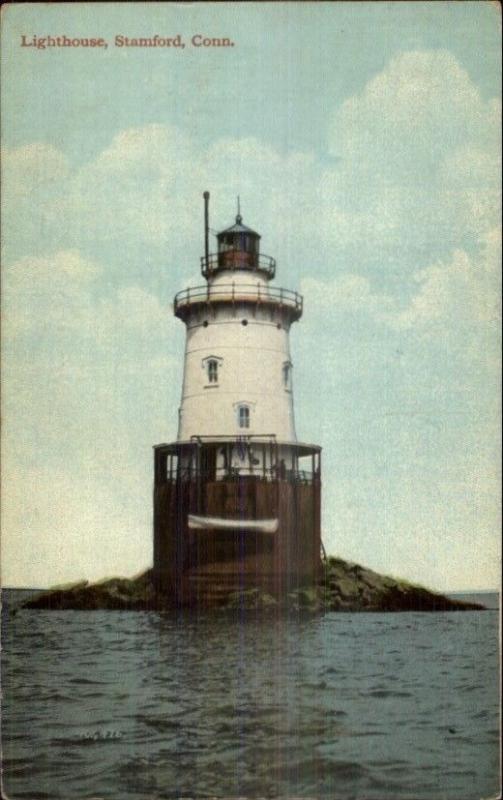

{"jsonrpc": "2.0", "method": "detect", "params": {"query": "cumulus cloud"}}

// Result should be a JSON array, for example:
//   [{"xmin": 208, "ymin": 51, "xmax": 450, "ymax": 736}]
[
  {"xmin": 386, "ymin": 240, "xmax": 501, "ymax": 332},
  {"xmin": 2, "ymin": 142, "xmax": 70, "ymax": 198},
  {"xmin": 324, "ymin": 49, "xmax": 501, "ymax": 269},
  {"xmin": 3, "ymin": 51, "xmax": 499, "ymax": 280},
  {"xmin": 3, "ymin": 250, "xmax": 100, "ymax": 334},
  {"xmin": 2, "ymin": 249, "xmax": 180, "ymax": 465},
  {"xmin": 301, "ymin": 227, "xmax": 501, "ymax": 345},
  {"xmin": 3, "ymin": 250, "xmax": 175, "ymax": 344},
  {"xmin": 2, "ymin": 248, "xmax": 182, "ymax": 587},
  {"xmin": 2, "ymin": 49, "xmax": 500, "ymax": 588},
  {"xmin": 382, "ymin": 227, "xmax": 501, "ymax": 338},
  {"xmin": 329, "ymin": 50, "xmax": 499, "ymax": 180}
]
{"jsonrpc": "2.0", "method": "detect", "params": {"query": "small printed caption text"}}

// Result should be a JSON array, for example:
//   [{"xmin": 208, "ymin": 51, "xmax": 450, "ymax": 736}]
[{"xmin": 20, "ymin": 34, "xmax": 235, "ymax": 50}]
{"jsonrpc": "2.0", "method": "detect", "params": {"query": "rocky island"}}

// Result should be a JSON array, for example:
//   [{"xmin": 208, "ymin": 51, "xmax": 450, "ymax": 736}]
[{"xmin": 21, "ymin": 556, "xmax": 484, "ymax": 613}]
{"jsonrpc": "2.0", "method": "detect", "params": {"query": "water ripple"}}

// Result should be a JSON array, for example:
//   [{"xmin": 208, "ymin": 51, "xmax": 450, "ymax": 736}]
[{"xmin": 1, "ymin": 596, "xmax": 500, "ymax": 800}]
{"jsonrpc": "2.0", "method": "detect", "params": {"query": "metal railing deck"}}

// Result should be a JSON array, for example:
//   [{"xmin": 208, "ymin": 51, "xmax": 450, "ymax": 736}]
[
  {"xmin": 201, "ymin": 252, "xmax": 276, "ymax": 279},
  {"xmin": 159, "ymin": 469, "xmax": 320, "ymax": 485},
  {"xmin": 174, "ymin": 283, "xmax": 303, "ymax": 317}
]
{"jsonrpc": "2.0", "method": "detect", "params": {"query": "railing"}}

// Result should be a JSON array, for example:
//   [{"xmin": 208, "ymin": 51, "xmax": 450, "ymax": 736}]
[
  {"xmin": 201, "ymin": 251, "xmax": 276, "ymax": 279},
  {"xmin": 154, "ymin": 439, "xmax": 321, "ymax": 486},
  {"xmin": 174, "ymin": 283, "xmax": 303, "ymax": 317},
  {"xmin": 160, "ymin": 468, "xmax": 320, "ymax": 485}
]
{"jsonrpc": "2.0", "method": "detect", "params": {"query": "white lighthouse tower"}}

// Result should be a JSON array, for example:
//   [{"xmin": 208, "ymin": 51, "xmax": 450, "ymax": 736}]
[{"xmin": 153, "ymin": 193, "xmax": 321, "ymax": 606}]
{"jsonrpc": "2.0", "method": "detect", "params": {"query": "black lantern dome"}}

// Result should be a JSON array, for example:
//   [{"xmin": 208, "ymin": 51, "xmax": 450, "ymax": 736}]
[
  {"xmin": 201, "ymin": 206, "xmax": 276, "ymax": 280},
  {"xmin": 217, "ymin": 214, "xmax": 260, "ymax": 264}
]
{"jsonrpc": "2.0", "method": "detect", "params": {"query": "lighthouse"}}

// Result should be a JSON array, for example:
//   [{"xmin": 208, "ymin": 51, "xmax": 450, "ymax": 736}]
[{"xmin": 153, "ymin": 193, "xmax": 322, "ymax": 606}]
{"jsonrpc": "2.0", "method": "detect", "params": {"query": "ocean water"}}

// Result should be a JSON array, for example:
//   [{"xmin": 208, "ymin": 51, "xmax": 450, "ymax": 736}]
[{"xmin": 1, "ymin": 592, "xmax": 500, "ymax": 800}]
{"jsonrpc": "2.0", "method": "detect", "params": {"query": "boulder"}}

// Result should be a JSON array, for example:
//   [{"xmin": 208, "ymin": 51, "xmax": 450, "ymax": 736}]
[{"xmin": 21, "ymin": 559, "xmax": 486, "ymax": 613}]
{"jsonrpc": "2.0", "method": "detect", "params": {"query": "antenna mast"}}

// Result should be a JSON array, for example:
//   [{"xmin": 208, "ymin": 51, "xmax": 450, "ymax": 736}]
[{"xmin": 203, "ymin": 191, "xmax": 210, "ymax": 268}]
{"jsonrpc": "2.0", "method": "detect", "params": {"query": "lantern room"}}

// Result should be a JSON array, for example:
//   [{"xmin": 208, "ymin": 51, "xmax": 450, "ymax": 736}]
[
  {"xmin": 217, "ymin": 214, "xmax": 260, "ymax": 266},
  {"xmin": 201, "ymin": 211, "xmax": 276, "ymax": 280}
]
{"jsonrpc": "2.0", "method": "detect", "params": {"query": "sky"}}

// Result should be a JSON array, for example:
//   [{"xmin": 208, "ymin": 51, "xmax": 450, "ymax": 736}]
[{"xmin": 1, "ymin": 2, "xmax": 501, "ymax": 591}]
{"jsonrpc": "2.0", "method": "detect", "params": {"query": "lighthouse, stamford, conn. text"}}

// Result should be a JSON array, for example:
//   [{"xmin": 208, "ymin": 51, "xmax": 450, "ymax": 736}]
[{"xmin": 153, "ymin": 193, "xmax": 322, "ymax": 606}]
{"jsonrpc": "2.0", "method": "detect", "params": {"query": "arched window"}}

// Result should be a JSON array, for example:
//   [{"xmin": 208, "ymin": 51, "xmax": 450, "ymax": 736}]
[
  {"xmin": 202, "ymin": 355, "xmax": 222, "ymax": 386},
  {"xmin": 207, "ymin": 359, "xmax": 218, "ymax": 384},
  {"xmin": 238, "ymin": 405, "xmax": 250, "ymax": 429}
]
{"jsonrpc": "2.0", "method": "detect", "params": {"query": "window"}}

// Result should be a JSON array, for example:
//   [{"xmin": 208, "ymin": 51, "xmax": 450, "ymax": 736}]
[
  {"xmin": 203, "ymin": 356, "xmax": 222, "ymax": 385},
  {"xmin": 201, "ymin": 353, "xmax": 224, "ymax": 389},
  {"xmin": 283, "ymin": 361, "xmax": 292, "ymax": 390},
  {"xmin": 238, "ymin": 405, "xmax": 250, "ymax": 429},
  {"xmin": 233, "ymin": 400, "xmax": 255, "ymax": 429},
  {"xmin": 207, "ymin": 359, "xmax": 218, "ymax": 384}
]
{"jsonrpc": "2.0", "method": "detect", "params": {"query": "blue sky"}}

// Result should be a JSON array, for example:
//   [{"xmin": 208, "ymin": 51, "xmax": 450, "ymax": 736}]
[{"xmin": 1, "ymin": 2, "xmax": 501, "ymax": 590}]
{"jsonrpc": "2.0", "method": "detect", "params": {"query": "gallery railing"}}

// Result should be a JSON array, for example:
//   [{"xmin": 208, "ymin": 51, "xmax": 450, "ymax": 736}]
[
  {"xmin": 174, "ymin": 283, "xmax": 303, "ymax": 316},
  {"xmin": 201, "ymin": 251, "xmax": 276, "ymax": 279},
  {"xmin": 158, "ymin": 467, "xmax": 320, "ymax": 485}
]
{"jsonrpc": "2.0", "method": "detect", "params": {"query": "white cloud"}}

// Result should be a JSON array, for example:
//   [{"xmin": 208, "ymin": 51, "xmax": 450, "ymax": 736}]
[
  {"xmin": 323, "ymin": 49, "xmax": 501, "ymax": 269},
  {"xmin": 1, "ymin": 49, "xmax": 500, "ymax": 588},
  {"xmin": 439, "ymin": 143, "xmax": 500, "ymax": 189},
  {"xmin": 2, "ymin": 143, "xmax": 70, "ymax": 198},
  {"xmin": 3, "ymin": 51, "xmax": 500, "ymax": 278},
  {"xmin": 2, "ymin": 249, "xmax": 180, "ymax": 470},
  {"xmin": 386, "ymin": 229, "xmax": 501, "ymax": 332},
  {"xmin": 3, "ymin": 249, "xmax": 100, "ymax": 291},
  {"xmin": 330, "ymin": 50, "xmax": 499, "ymax": 179},
  {"xmin": 1, "ymin": 249, "xmax": 182, "ymax": 587},
  {"xmin": 3, "ymin": 250, "xmax": 175, "ymax": 343},
  {"xmin": 300, "ymin": 228, "xmax": 501, "ymax": 345},
  {"xmin": 2, "ymin": 250, "xmax": 101, "ymax": 337}
]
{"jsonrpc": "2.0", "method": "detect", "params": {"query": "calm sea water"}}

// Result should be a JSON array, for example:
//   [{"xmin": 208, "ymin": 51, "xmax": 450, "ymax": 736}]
[{"xmin": 1, "ymin": 591, "xmax": 500, "ymax": 800}]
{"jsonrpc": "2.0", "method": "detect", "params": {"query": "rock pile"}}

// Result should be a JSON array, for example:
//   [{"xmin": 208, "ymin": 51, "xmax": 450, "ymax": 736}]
[{"xmin": 21, "ymin": 557, "xmax": 484, "ymax": 613}]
